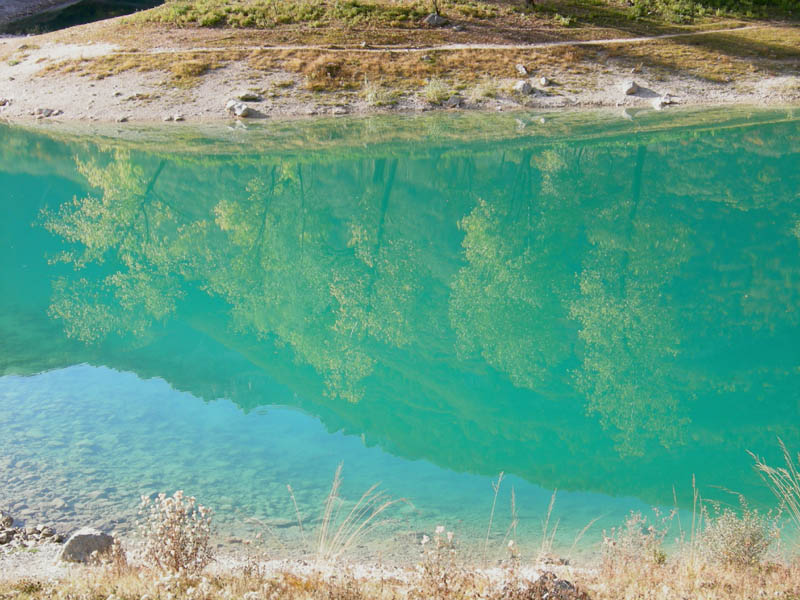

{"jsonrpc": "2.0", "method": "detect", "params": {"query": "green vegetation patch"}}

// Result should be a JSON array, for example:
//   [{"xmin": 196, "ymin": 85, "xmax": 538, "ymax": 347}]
[{"xmin": 134, "ymin": 0, "xmax": 430, "ymax": 29}]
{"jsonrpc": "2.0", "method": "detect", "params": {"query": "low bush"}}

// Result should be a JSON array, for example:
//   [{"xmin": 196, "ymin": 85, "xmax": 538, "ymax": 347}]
[
  {"xmin": 700, "ymin": 501, "xmax": 778, "ymax": 566},
  {"xmin": 138, "ymin": 490, "xmax": 214, "ymax": 573}
]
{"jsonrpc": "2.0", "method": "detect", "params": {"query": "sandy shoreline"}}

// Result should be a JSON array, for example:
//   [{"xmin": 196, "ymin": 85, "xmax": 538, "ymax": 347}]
[{"xmin": 1, "ymin": 31, "xmax": 798, "ymax": 124}]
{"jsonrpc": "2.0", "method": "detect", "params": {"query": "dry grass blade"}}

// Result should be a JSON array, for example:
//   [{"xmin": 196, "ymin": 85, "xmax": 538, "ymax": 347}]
[
  {"xmin": 568, "ymin": 515, "xmax": 601, "ymax": 561},
  {"xmin": 287, "ymin": 483, "xmax": 307, "ymax": 548},
  {"xmin": 483, "ymin": 471, "xmax": 504, "ymax": 566},
  {"xmin": 316, "ymin": 464, "xmax": 407, "ymax": 561},
  {"xmin": 538, "ymin": 489, "xmax": 560, "ymax": 560},
  {"xmin": 750, "ymin": 439, "xmax": 800, "ymax": 544}
]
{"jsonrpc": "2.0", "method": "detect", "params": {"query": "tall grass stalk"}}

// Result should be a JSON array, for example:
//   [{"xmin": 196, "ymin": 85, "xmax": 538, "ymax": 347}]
[
  {"xmin": 315, "ymin": 464, "xmax": 406, "ymax": 561},
  {"xmin": 500, "ymin": 486, "xmax": 519, "ymax": 550},
  {"xmin": 482, "ymin": 471, "xmax": 504, "ymax": 566},
  {"xmin": 567, "ymin": 515, "xmax": 600, "ymax": 561},
  {"xmin": 751, "ymin": 440, "xmax": 800, "ymax": 543},
  {"xmin": 287, "ymin": 484, "xmax": 307, "ymax": 548},
  {"xmin": 538, "ymin": 490, "xmax": 560, "ymax": 560}
]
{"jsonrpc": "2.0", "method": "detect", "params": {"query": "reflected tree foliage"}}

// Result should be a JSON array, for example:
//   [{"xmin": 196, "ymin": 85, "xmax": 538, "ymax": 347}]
[
  {"xmin": 28, "ymin": 114, "xmax": 800, "ymax": 501},
  {"xmin": 43, "ymin": 151, "xmax": 184, "ymax": 342}
]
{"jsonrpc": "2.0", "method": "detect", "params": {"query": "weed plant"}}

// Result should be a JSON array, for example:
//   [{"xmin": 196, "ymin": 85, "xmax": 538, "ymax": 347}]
[
  {"xmin": 137, "ymin": 490, "xmax": 214, "ymax": 573},
  {"xmin": 699, "ymin": 498, "xmax": 779, "ymax": 566},
  {"xmin": 421, "ymin": 77, "xmax": 451, "ymax": 105}
]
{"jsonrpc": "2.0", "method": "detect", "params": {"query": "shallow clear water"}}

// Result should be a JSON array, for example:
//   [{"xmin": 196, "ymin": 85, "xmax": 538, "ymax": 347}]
[{"xmin": 1, "ymin": 108, "xmax": 799, "ymax": 563}]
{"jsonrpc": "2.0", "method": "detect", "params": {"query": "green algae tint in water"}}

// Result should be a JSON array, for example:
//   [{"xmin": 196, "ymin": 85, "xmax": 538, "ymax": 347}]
[{"xmin": 1, "ymin": 108, "xmax": 800, "ymax": 563}]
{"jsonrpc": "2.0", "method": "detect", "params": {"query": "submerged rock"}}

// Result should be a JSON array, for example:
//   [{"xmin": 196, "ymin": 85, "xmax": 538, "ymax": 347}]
[{"xmin": 58, "ymin": 528, "xmax": 114, "ymax": 563}]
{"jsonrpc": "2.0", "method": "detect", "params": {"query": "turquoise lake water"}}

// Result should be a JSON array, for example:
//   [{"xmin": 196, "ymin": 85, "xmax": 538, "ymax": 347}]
[{"xmin": 1, "ymin": 108, "xmax": 799, "ymax": 563}]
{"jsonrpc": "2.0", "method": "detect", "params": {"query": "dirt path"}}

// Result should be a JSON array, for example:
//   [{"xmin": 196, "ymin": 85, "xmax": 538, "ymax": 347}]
[{"xmin": 50, "ymin": 23, "xmax": 768, "ymax": 55}]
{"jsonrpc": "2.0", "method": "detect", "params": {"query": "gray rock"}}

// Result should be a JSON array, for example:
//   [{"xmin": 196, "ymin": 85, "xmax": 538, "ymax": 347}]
[
  {"xmin": 422, "ymin": 13, "xmax": 448, "ymax": 26},
  {"xmin": 0, "ymin": 98, "xmax": 10, "ymax": 107},
  {"xmin": 539, "ymin": 76, "xmax": 550, "ymax": 86},
  {"xmin": 513, "ymin": 80, "xmax": 533, "ymax": 95},
  {"xmin": 236, "ymin": 92, "xmax": 262, "ymax": 102},
  {"xmin": 452, "ymin": 24, "xmax": 465, "ymax": 31},
  {"xmin": 116, "ymin": 116, "xmax": 129, "ymax": 123},
  {"xmin": 622, "ymin": 80, "xmax": 640, "ymax": 95},
  {"xmin": 0, "ymin": 513, "xmax": 12, "ymax": 528},
  {"xmin": 173, "ymin": 113, "xmax": 185, "ymax": 121},
  {"xmin": 443, "ymin": 95, "xmax": 463, "ymax": 108},
  {"xmin": 515, "ymin": 64, "xmax": 528, "ymax": 76},
  {"xmin": 57, "ymin": 528, "xmax": 114, "ymax": 563},
  {"xmin": 226, "ymin": 100, "xmax": 253, "ymax": 118}
]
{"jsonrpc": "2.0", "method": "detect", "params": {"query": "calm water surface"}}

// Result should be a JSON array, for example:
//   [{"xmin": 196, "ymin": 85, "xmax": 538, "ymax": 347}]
[{"xmin": 1, "ymin": 108, "xmax": 799, "ymax": 562}]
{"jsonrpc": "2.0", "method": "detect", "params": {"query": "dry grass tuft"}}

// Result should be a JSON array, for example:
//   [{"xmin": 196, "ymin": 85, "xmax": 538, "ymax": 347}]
[
  {"xmin": 421, "ymin": 77, "xmax": 452, "ymax": 105},
  {"xmin": 752, "ymin": 440, "xmax": 800, "ymax": 546}
]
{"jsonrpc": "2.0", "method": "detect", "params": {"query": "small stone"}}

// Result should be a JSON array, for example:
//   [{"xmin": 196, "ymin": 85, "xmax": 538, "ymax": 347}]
[
  {"xmin": 622, "ymin": 80, "xmax": 640, "ymax": 95},
  {"xmin": 452, "ymin": 24, "xmax": 465, "ymax": 31},
  {"xmin": 39, "ymin": 527, "xmax": 55, "ymax": 538},
  {"xmin": 0, "ymin": 98, "xmax": 10, "ymax": 107},
  {"xmin": 236, "ymin": 92, "xmax": 262, "ymax": 102},
  {"xmin": 58, "ymin": 528, "xmax": 114, "ymax": 563},
  {"xmin": 513, "ymin": 80, "xmax": 533, "ymax": 95},
  {"xmin": 539, "ymin": 76, "xmax": 550, "ymax": 86},
  {"xmin": 163, "ymin": 115, "xmax": 173, "ymax": 121},
  {"xmin": 652, "ymin": 97, "xmax": 666, "ymax": 110},
  {"xmin": 116, "ymin": 116, "xmax": 128, "ymax": 123},
  {"xmin": 515, "ymin": 64, "xmax": 528, "ymax": 76},
  {"xmin": 422, "ymin": 13, "xmax": 448, "ymax": 26},
  {"xmin": 420, "ymin": 54, "xmax": 432, "ymax": 62},
  {"xmin": 113, "ymin": 91, "xmax": 122, "ymax": 97},
  {"xmin": 0, "ymin": 513, "xmax": 12, "ymax": 528},
  {"xmin": 661, "ymin": 93, "xmax": 677, "ymax": 105},
  {"xmin": 173, "ymin": 114, "xmax": 185, "ymax": 121}
]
